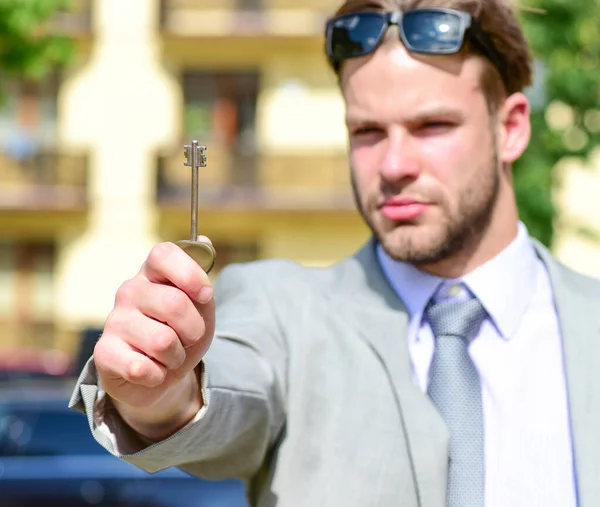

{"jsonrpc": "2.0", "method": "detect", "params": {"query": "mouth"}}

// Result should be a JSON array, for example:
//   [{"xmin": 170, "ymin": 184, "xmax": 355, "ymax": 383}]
[{"xmin": 379, "ymin": 198, "xmax": 430, "ymax": 221}]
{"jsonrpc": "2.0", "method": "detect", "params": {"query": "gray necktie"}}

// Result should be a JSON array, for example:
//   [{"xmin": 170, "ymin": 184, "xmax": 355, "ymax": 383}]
[{"xmin": 425, "ymin": 295, "xmax": 487, "ymax": 507}]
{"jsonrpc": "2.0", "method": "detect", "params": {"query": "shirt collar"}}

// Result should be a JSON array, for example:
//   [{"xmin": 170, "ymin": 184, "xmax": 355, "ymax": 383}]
[
  {"xmin": 376, "ymin": 222, "xmax": 539, "ymax": 340},
  {"xmin": 377, "ymin": 245, "xmax": 443, "ymax": 319}
]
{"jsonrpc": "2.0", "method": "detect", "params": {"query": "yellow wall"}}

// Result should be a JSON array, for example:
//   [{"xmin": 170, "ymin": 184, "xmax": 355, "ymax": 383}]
[
  {"xmin": 51, "ymin": 0, "xmax": 600, "ymax": 340},
  {"xmin": 50, "ymin": 0, "xmax": 364, "ymax": 337},
  {"xmin": 2, "ymin": 0, "xmax": 599, "ymax": 355},
  {"xmin": 553, "ymin": 151, "xmax": 600, "ymax": 279},
  {"xmin": 258, "ymin": 56, "xmax": 348, "ymax": 154},
  {"xmin": 56, "ymin": 0, "xmax": 179, "ymax": 330},
  {"xmin": 259, "ymin": 217, "xmax": 370, "ymax": 266}
]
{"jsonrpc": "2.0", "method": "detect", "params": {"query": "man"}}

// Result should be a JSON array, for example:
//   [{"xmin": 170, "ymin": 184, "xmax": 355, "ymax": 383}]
[{"xmin": 70, "ymin": 0, "xmax": 600, "ymax": 506}]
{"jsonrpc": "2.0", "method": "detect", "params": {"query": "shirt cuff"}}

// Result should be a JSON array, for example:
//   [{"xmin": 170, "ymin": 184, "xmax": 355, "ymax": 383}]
[{"xmin": 93, "ymin": 363, "xmax": 209, "ymax": 448}]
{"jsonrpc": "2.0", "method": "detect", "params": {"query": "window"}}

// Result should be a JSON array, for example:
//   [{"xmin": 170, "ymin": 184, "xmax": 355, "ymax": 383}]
[
  {"xmin": 211, "ymin": 241, "xmax": 259, "ymax": 276},
  {"xmin": 0, "ymin": 241, "xmax": 56, "ymax": 349},
  {"xmin": 0, "ymin": 71, "xmax": 61, "ymax": 162},
  {"xmin": 182, "ymin": 70, "xmax": 260, "ymax": 187},
  {"xmin": 237, "ymin": 0, "xmax": 263, "ymax": 10}
]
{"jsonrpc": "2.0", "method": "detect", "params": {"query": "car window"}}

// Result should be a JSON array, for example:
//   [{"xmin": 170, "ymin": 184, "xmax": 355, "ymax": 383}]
[{"xmin": 0, "ymin": 406, "xmax": 107, "ymax": 456}]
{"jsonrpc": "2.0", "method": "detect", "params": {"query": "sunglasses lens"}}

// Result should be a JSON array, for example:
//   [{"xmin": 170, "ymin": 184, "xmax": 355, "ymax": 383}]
[
  {"xmin": 328, "ymin": 13, "xmax": 386, "ymax": 59},
  {"xmin": 403, "ymin": 11, "xmax": 463, "ymax": 52}
]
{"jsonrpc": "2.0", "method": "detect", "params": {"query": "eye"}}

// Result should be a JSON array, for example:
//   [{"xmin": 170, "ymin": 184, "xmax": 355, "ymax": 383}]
[
  {"xmin": 416, "ymin": 121, "xmax": 455, "ymax": 135},
  {"xmin": 425, "ymin": 121, "xmax": 453, "ymax": 129},
  {"xmin": 351, "ymin": 126, "xmax": 383, "ymax": 136}
]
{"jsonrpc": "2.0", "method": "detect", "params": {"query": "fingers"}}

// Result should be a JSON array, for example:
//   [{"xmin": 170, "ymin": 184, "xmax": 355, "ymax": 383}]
[
  {"xmin": 141, "ymin": 242, "xmax": 213, "ymax": 305},
  {"xmin": 95, "ymin": 239, "xmax": 217, "ymax": 400},
  {"xmin": 113, "ymin": 308, "xmax": 189, "ymax": 369},
  {"xmin": 95, "ymin": 333, "xmax": 167, "ymax": 389},
  {"xmin": 125, "ymin": 280, "xmax": 207, "ymax": 349}
]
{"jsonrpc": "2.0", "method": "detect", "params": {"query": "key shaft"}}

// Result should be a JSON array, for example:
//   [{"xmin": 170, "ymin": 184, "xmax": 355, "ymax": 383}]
[{"xmin": 183, "ymin": 140, "xmax": 207, "ymax": 241}]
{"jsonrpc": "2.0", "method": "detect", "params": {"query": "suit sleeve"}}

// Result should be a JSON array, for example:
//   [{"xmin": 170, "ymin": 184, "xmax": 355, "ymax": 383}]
[{"xmin": 68, "ymin": 261, "xmax": 289, "ymax": 481}]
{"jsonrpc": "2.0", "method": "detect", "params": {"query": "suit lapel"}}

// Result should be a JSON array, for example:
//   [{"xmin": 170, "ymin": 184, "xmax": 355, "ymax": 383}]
[
  {"xmin": 325, "ymin": 238, "xmax": 600, "ymax": 505},
  {"xmin": 329, "ymin": 239, "xmax": 448, "ymax": 507},
  {"xmin": 536, "ymin": 243, "xmax": 600, "ymax": 507}
]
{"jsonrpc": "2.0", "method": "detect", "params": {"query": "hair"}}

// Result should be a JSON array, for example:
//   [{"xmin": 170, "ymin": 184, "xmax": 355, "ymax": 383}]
[{"xmin": 326, "ymin": 0, "xmax": 534, "ymax": 111}]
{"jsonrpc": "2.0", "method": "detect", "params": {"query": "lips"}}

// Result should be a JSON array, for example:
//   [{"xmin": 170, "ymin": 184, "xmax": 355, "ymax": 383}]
[{"xmin": 380, "ymin": 198, "xmax": 430, "ymax": 221}]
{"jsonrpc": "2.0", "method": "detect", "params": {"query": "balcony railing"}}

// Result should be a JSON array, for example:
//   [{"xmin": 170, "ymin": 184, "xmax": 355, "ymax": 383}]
[
  {"xmin": 0, "ymin": 149, "xmax": 89, "ymax": 211},
  {"xmin": 156, "ymin": 148, "xmax": 354, "ymax": 211},
  {"xmin": 159, "ymin": 0, "xmax": 340, "ymax": 37},
  {"xmin": 0, "ymin": 322, "xmax": 56, "ymax": 351}
]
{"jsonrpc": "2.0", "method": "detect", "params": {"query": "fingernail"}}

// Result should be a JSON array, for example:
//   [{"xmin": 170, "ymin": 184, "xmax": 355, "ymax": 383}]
[{"xmin": 198, "ymin": 286, "xmax": 214, "ymax": 304}]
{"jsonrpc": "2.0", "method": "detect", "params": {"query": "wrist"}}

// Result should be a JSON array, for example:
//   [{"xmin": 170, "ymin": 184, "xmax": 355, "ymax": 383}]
[{"xmin": 111, "ymin": 367, "xmax": 203, "ymax": 442}]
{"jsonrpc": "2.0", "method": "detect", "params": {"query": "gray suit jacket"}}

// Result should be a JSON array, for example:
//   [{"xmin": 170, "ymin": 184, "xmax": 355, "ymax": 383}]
[{"xmin": 70, "ymin": 237, "xmax": 600, "ymax": 507}]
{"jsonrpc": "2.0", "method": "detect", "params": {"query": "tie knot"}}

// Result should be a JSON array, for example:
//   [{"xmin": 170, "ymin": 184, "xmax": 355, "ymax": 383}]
[{"xmin": 425, "ymin": 296, "xmax": 487, "ymax": 342}]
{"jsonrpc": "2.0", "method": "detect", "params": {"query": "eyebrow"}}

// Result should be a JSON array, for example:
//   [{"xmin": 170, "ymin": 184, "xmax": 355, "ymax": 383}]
[{"xmin": 346, "ymin": 106, "xmax": 466, "ymax": 126}]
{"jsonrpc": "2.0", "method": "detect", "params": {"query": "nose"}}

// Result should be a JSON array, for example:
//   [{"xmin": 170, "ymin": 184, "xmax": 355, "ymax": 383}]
[{"xmin": 379, "ymin": 129, "xmax": 421, "ymax": 183}]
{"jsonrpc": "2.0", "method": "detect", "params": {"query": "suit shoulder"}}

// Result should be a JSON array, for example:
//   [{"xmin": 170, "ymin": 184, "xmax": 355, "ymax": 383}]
[
  {"xmin": 215, "ymin": 257, "xmax": 343, "ymax": 292},
  {"xmin": 552, "ymin": 258, "xmax": 600, "ymax": 298},
  {"xmin": 568, "ymin": 270, "xmax": 600, "ymax": 297}
]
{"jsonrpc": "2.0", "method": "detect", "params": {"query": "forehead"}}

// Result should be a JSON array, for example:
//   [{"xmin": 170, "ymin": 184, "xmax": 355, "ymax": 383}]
[{"xmin": 341, "ymin": 34, "xmax": 488, "ymax": 120}]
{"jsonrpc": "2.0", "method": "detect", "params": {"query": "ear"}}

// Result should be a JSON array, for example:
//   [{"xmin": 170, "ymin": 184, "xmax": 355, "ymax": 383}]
[{"xmin": 497, "ymin": 92, "xmax": 531, "ymax": 164}]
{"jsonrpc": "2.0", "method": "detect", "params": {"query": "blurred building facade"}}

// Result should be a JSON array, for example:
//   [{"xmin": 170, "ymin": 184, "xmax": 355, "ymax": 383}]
[{"xmin": 0, "ymin": 0, "xmax": 598, "ymax": 356}]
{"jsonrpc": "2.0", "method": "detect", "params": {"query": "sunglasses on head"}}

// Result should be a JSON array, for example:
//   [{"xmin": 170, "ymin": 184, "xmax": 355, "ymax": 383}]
[{"xmin": 325, "ymin": 8, "xmax": 509, "ymax": 90}]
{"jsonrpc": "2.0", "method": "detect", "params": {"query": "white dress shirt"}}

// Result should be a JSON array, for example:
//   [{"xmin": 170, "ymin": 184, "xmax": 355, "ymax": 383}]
[{"xmin": 377, "ymin": 222, "xmax": 578, "ymax": 507}]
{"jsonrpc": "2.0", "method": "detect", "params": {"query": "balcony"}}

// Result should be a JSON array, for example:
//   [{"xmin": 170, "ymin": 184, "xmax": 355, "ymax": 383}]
[
  {"xmin": 0, "ymin": 322, "xmax": 56, "ymax": 351},
  {"xmin": 156, "ymin": 147, "xmax": 354, "ymax": 211},
  {"xmin": 0, "ymin": 149, "xmax": 89, "ymax": 212},
  {"xmin": 159, "ymin": 0, "xmax": 340, "ymax": 38}
]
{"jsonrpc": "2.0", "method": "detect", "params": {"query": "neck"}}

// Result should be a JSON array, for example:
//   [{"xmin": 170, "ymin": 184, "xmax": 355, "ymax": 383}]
[
  {"xmin": 416, "ymin": 199, "xmax": 520, "ymax": 279},
  {"xmin": 419, "ymin": 224, "xmax": 518, "ymax": 279}
]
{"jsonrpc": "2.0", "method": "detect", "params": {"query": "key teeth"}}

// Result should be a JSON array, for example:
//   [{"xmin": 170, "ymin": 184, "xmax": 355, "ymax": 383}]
[
  {"xmin": 199, "ymin": 146, "xmax": 207, "ymax": 164},
  {"xmin": 183, "ymin": 144, "xmax": 207, "ymax": 167},
  {"xmin": 184, "ymin": 144, "xmax": 192, "ymax": 166}
]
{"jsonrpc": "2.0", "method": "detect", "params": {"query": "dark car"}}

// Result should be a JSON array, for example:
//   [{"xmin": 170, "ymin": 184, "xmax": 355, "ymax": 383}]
[{"xmin": 0, "ymin": 375, "xmax": 249, "ymax": 507}]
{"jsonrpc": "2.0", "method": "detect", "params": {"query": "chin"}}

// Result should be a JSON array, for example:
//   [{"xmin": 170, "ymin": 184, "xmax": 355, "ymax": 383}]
[{"xmin": 376, "ymin": 221, "xmax": 451, "ymax": 264}]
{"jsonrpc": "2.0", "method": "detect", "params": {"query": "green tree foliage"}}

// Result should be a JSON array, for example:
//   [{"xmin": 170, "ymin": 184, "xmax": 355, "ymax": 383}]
[
  {"xmin": 515, "ymin": 1, "xmax": 600, "ymax": 247},
  {"xmin": 0, "ymin": 0, "xmax": 74, "ymax": 94}
]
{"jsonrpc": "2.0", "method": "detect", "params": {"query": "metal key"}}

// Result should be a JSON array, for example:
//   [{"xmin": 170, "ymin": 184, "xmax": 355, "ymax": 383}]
[{"xmin": 175, "ymin": 140, "xmax": 217, "ymax": 273}]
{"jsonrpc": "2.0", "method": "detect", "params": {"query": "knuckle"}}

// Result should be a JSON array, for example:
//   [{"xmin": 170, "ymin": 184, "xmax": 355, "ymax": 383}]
[
  {"xmin": 123, "ymin": 359, "xmax": 146, "ymax": 383},
  {"xmin": 147, "ymin": 242, "xmax": 174, "ymax": 268},
  {"xmin": 180, "ymin": 318, "xmax": 207, "ymax": 349},
  {"xmin": 92, "ymin": 336, "xmax": 110, "ymax": 365},
  {"xmin": 114, "ymin": 278, "xmax": 138, "ymax": 307},
  {"xmin": 123, "ymin": 358, "xmax": 164, "ymax": 386},
  {"xmin": 103, "ymin": 309, "xmax": 132, "ymax": 337},
  {"xmin": 191, "ymin": 317, "xmax": 207, "ymax": 343},
  {"xmin": 178, "ymin": 266, "xmax": 205, "ymax": 295},
  {"xmin": 149, "ymin": 326, "xmax": 178, "ymax": 355},
  {"xmin": 161, "ymin": 289, "xmax": 189, "ymax": 319},
  {"xmin": 104, "ymin": 310, "xmax": 123, "ymax": 332}
]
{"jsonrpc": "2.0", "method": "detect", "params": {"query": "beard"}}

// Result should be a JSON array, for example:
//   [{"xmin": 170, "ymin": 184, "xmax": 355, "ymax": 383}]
[{"xmin": 351, "ymin": 149, "xmax": 501, "ymax": 267}]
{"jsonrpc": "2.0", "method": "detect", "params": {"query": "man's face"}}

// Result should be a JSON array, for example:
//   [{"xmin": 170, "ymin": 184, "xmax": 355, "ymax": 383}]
[{"xmin": 342, "ymin": 39, "xmax": 503, "ymax": 268}]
